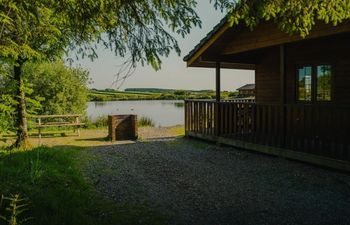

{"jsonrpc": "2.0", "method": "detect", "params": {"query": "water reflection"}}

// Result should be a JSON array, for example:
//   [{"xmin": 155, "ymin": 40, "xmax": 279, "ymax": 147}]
[{"xmin": 87, "ymin": 100, "xmax": 184, "ymax": 127}]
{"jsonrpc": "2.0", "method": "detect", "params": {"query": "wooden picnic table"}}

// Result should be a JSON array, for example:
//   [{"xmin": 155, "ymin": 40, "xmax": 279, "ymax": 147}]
[{"xmin": 30, "ymin": 114, "xmax": 85, "ymax": 144}]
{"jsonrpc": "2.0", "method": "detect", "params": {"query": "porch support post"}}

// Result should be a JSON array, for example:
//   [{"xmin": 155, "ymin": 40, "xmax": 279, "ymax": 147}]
[
  {"xmin": 280, "ymin": 45, "xmax": 286, "ymax": 104},
  {"xmin": 215, "ymin": 62, "xmax": 221, "ymax": 136},
  {"xmin": 216, "ymin": 62, "xmax": 221, "ymax": 102},
  {"xmin": 280, "ymin": 44, "xmax": 287, "ymax": 145}
]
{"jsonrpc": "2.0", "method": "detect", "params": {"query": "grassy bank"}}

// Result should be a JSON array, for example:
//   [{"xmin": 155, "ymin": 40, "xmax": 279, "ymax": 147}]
[{"xmin": 0, "ymin": 146, "xmax": 168, "ymax": 225}]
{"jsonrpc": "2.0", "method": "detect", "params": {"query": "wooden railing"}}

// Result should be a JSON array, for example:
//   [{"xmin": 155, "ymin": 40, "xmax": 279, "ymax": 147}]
[{"xmin": 185, "ymin": 100, "xmax": 350, "ymax": 161}]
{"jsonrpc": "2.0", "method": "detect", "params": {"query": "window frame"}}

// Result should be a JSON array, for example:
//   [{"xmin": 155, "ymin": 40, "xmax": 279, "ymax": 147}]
[
  {"xmin": 315, "ymin": 64, "xmax": 333, "ymax": 102},
  {"xmin": 295, "ymin": 63, "xmax": 334, "ymax": 104},
  {"xmin": 296, "ymin": 64, "xmax": 313, "ymax": 102}
]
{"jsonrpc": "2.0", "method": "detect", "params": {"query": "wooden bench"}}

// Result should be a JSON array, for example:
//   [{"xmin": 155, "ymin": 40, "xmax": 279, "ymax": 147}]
[{"xmin": 31, "ymin": 114, "xmax": 85, "ymax": 144}]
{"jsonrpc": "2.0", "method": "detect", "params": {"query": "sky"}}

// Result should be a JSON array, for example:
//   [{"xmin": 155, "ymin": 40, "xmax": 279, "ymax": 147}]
[{"xmin": 74, "ymin": 1, "xmax": 254, "ymax": 92}]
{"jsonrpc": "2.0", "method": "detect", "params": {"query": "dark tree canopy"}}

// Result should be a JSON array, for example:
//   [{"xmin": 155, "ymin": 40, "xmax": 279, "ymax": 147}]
[
  {"xmin": 0, "ymin": 0, "xmax": 201, "ymax": 148},
  {"xmin": 0, "ymin": 0, "xmax": 201, "ymax": 68},
  {"xmin": 212, "ymin": 0, "xmax": 350, "ymax": 37}
]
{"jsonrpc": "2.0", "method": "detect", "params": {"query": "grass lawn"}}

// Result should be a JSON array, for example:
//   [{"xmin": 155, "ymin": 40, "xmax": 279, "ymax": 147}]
[{"xmin": 0, "ymin": 127, "xmax": 184, "ymax": 225}]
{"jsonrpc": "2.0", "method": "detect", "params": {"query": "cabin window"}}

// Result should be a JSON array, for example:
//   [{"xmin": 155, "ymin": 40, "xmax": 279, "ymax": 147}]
[
  {"xmin": 296, "ymin": 64, "xmax": 332, "ymax": 102},
  {"xmin": 316, "ymin": 65, "xmax": 332, "ymax": 101},
  {"xmin": 297, "ymin": 66, "xmax": 312, "ymax": 101}
]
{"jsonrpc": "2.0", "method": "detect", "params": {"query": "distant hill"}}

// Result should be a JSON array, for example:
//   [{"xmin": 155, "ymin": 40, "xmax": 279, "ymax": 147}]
[
  {"xmin": 124, "ymin": 88, "xmax": 213, "ymax": 93},
  {"xmin": 88, "ymin": 88, "xmax": 238, "ymax": 102}
]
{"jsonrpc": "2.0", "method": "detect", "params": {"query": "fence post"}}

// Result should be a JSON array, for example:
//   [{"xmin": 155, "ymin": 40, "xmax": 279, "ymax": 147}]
[
  {"xmin": 76, "ymin": 116, "xmax": 80, "ymax": 136},
  {"xmin": 38, "ymin": 118, "xmax": 42, "ymax": 146}
]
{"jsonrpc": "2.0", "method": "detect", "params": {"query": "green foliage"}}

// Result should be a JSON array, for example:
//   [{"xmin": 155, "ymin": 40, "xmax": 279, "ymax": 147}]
[
  {"xmin": 159, "ymin": 93, "xmax": 176, "ymax": 100},
  {"xmin": 0, "ymin": 194, "xmax": 30, "ymax": 225},
  {"xmin": 0, "ymin": 64, "xmax": 16, "ymax": 133},
  {"xmin": 0, "ymin": 95, "xmax": 17, "ymax": 134},
  {"xmin": 0, "ymin": 64, "xmax": 42, "ymax": 134},
  {"xmin": 138, "ymin": 116, "xmax": 156, "ymax": 127},
  {"xmin": 0, "ymin": 62, "xmax": 89, "ymax": 134},
  {"xmin": 88, "ymin": 90, "xmax": 157, "ymax": 101},
  {"xmin": 212, "ymin": 0, "xmax": 350, "ymax": 37},
  {"xmin": 0, "ymin": 147, "xmax": 103, "ymax": 225},
  {"xmin": 89, "ymin": 88, "xmax": 237, "ymax": 101},
  {"xmin": 174, "ymin": 90, "xmax": 186, "ymax": 95},
  {"xmin": 0, "ymin": 0, "xmax": 201, "ymax": 146},
  {"xmin": 0, "ymin": 146, "xmax": 168, "ymax": 225},
  {"xmin": 0, "ymin": 0, "xmax": 201, "ymax": 69},
  {"xmin": 228, "ymin": 91, "xmax": 239, "ymax": 98},
  {"xmin": 23, "ymin": 62, "xmax": 90, "ymax": 115},
  {"xmin": 84, "ymin": 116, "xmax": 109, "ymax": 129}
]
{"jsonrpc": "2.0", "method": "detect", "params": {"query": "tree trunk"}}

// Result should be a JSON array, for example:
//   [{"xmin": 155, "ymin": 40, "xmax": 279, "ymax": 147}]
[{"xmin": 13, "ymin": 61, "xmax": 30, "ymax": 149}]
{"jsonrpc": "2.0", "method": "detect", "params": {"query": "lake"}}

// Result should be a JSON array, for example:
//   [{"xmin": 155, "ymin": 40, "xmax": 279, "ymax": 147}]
[{"xmin": 87, "ymin": 100, "xmax": 185, "ymax": 127}]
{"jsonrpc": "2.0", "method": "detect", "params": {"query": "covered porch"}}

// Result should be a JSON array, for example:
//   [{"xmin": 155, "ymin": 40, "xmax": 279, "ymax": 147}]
[
  {"xmin": 184, "ymin": 20, "xmax": 350, "ymax": 170},
  {"xmin": 185, "ymin": 99, "xmax": 350, "ymax": 164}
]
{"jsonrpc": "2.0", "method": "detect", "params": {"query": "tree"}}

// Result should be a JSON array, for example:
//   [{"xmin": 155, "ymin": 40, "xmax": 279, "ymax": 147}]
[
  {"xmin": 0, "ymin": 0, "xmax": 200, "ymax": 148},
  {"xmin": 24, "ymin": 61, "xmax": 90, "ymax": 115},
  {"xmin": 212, "ymin": 0, "xmax": 350, "ymax": 37},
  {"xmin": 0, "ymin": 64, "xmax": 17, "ymax": 133}
]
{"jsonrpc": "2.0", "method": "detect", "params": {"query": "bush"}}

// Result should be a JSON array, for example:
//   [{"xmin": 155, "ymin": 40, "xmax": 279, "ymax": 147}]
[
  {"xmin": 174, "ymin": 90, "xmax": 186, "ymax": 95},
  {"xmin": 228, "ymin": 92, "xmax": 239, "ymax": 98},
  {"xmin": 24, "ymin": 61, "xmax": 90, "ymax": 115}
]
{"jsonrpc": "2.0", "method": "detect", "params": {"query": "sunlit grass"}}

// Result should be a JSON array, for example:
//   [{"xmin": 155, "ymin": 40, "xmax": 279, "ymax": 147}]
[{"xmin": 169, "ymin": 126, "xmax": 185, "ymax": 136}]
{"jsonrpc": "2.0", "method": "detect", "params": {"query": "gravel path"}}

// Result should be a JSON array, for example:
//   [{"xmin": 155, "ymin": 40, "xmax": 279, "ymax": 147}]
[{"xmin": 85, "ymin": 138, "xmax": 350, "ymax": 225}]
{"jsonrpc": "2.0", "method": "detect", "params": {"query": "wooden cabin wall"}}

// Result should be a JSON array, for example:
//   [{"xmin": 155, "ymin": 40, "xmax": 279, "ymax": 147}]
[
  {"xmin": 286, "ymin": 33, "xmax": 350, "ymax": 104},
  {"xmin": 255, "ymin": 46, "xmax": 281, "ymax": 103},
  {"xmin": 255, "ymin": 32, "xmax": 350, "ymax": 104}
]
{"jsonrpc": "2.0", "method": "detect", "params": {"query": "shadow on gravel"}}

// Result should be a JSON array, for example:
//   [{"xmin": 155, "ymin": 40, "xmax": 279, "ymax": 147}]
[{"xmin": 86, "ymin": 138, "xmax": 350, "ymax": 225}]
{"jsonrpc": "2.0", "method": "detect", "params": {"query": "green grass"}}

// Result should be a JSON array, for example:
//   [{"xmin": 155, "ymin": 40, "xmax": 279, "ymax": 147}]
[
  {"xmin": 88, "ymin": 89, "xmax": 239, "ymax": 102},
  {"xmin": 138, "ymin": 117, "xmax": 156, "ymax": 127},
  {"xmin": 88, "ymin": 90, "xmax": 160, "ymax": 101},
  {"xmin": 0, "ymin": 146, "xmax": 168, "ymax": 225}
]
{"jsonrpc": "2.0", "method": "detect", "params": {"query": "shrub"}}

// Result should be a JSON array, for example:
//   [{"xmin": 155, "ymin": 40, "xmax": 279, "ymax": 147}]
[
  {"xmin": 24, "ymin": 61, "xmax": 90, "ymax": 116},
  {"xmin": 174, "ymin": 90, "xmax": 186, "ymax": 95}
]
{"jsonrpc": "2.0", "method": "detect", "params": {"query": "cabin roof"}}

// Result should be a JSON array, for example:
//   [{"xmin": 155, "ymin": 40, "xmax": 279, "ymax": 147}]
[
  {"xmin": 237, "ymin": 84, "xmax": 255, "ymax": 91},
  {"xmin": 184, "ymin": 17, "xmax": 350, "ymax": 70},
  {"xmin": 183, "ymin": 16, "xmax": 227, "ymax": 62}
]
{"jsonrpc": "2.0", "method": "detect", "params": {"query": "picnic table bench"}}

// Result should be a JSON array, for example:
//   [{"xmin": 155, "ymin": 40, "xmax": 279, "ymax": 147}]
[{"xmin": 31, "ymin": 114, "xmax": 85, "ymax": 143}]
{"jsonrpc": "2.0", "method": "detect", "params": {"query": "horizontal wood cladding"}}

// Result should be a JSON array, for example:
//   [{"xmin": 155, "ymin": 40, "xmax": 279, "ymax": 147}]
[
  {"xmin": 256, "ymin": 46, "xmax": 280, "ymax": 103},
  {"xmin": 223, "ymin": 21, "xmax": 350, "ymax": 56},
  {"xmin": 286, "ymin": 33, "xmax": 350, "ymax": 104},
  {"xmin": 255, "ymin": 33, "xmax": 350, "ymax": 104}
]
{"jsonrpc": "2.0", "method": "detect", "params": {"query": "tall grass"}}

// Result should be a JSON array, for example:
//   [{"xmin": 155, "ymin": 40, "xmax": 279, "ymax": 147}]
[
  {"xmin": 83, "ymin": 116, "xmax": 108, "ymax": 128},
  {"xmin": 0, "ymin": 146, "xmax": 168, "ymax": 225},
  {"xmin": 138, "ymin": 116, "xmax": 155, "ymax": 127},
  {"xmin": 85, "ymin": 116, "xmax": 156, "ymax": 128}
]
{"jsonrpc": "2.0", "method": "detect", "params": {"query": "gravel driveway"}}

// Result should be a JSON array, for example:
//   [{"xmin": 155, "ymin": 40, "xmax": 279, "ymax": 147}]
[{"xmin": 85, "ymin": 138, "xmax": 350, "ymax": 225}]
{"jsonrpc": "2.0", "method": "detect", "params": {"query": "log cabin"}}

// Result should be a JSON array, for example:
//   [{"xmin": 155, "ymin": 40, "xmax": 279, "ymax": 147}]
[
  {"xmin": 184, "ymin": 17, "xmax": 350, "ymax": 171},
  {"xmin": 237, "ymin": 84, "xmax": 255, "ymax": 98}
]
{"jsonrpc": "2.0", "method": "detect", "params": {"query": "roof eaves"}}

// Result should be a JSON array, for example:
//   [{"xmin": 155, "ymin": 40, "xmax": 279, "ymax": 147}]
[
  {"xmin": 237, "ymin": 84, "xmax": 256, "ymax": 90},
  {"xmin": 183, "ymin": 16, "xmax": 228, "ymax": 62}
]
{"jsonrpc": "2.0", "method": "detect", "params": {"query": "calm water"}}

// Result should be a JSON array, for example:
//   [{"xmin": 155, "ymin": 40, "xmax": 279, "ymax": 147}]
[{"xmin": 87, "ymin": 100, "xmax": 184, "ymax": 127}]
